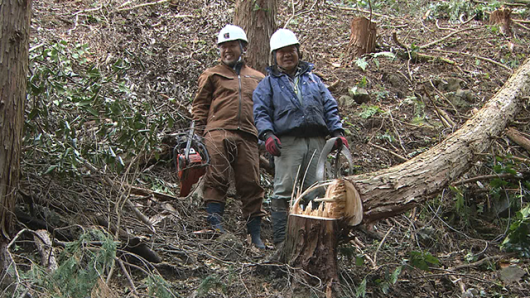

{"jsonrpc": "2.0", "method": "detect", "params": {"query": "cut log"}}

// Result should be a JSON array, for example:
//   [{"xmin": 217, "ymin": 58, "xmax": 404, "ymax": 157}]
[
  {"xmin": 281, "ymin": 58, "xmax": 530, "ymax": 287},
  {"xmin": 347, "ymin": 17, "xmax": 376, "ymax": 58},
  {"xmin": 490, "ymin": 7, "xmax": 512, "ymax": 36}
]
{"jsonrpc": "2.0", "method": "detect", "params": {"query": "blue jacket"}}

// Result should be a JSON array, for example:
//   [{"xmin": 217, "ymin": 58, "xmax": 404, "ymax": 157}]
[{"xmin": 253, "ymin": 61, "xmax": 343, "ymax": 140}]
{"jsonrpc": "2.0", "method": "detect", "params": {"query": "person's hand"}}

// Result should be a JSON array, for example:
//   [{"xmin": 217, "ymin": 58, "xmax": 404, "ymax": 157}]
[
  {"xmin": 332, "ymin": 134, "xmax": 349, "ymax": 151},
  {"xmin": 265, "ymin": 133, "xmax": 282, "ymax": 156}
]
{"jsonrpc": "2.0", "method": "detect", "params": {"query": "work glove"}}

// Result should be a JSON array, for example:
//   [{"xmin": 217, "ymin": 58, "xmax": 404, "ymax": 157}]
[
  {"xmin": 332, "ymin": 131, "xmax": 349, "ymax": 151},
  {"xmin": 265, "ymin": 132, "xmax": 282, "ymax": 156}
]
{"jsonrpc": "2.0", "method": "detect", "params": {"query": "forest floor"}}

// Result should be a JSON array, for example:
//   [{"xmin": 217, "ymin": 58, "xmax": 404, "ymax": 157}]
[{"xmin": 5, "ymin": 0, "xmax": 530, "ymax": 297}]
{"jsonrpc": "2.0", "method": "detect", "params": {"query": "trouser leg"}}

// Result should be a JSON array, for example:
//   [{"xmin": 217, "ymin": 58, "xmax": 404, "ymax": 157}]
[{"xmin": 270, "ymin": 198, "xmax": 289, "ymax": 245}]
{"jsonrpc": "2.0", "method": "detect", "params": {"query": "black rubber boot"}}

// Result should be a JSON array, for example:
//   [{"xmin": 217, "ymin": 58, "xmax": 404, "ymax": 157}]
[
  {"xmin": 206, "ymin": 202, "xmax": 225, "ymax": 233},
  {"xmin": 247, "ymin": 217, "xmax": 265, "ymax": 249},
  {"xmin": 271, "ymin": 211, "xmax": 288, "ymax": 245}
]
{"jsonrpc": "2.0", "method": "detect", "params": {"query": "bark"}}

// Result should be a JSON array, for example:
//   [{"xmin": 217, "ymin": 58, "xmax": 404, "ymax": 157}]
[
  {"xmin": 281, "ymin": 216, "xmax": 340, "ymax": 294},
  {"xmin": 347, "ymin": 17, "xmax": 376, "ymax": 58},
  {"xmin": 234, "ymin": 0, "xmax": 277, "ymax": 74},
  {"xmin": 0, "ymin": 0, "xmax": 32, "ymax": 273},
  {"xmin": 506, "ymin": 127, "xmax": 530, "ymax": 153},
  {"xmin": 490, "ymin": 7, "xmax": 513, "ymax": 36}
]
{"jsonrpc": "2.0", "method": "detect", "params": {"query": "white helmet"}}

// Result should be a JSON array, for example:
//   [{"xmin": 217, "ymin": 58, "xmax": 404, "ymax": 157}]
[
  {"xmin": 217, "ymin": 24, "xmax": 248, "ymax": 45},
  {"xmin": 270, "ymin": 29, "xmax": 299, "ymax": 53}
]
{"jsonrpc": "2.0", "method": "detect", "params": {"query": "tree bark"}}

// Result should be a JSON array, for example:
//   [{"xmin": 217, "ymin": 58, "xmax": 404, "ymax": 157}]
[
  {"xmin": 490, "ymin": 7, "xmax": 513, "ymax": 36},
  {"xmin": 506, "ymin": 127, "xmax": 530, "ymax": 153},
  {"xmin": 0, "ymin": 0, "xmax": 32, "ymax": 273},
  {"xmin": 234, "ymin": 0, "xmax": 277, "ymax": 74},
  {"xmin": 347, "ymin": 17, "xmax": 376, "ymax": 58}
]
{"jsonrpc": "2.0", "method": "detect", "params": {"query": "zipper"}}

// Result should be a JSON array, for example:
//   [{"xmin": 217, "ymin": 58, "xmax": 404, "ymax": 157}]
[{"xmin": 237, "ymin": 73, "xmax": 242, "ymax": 130}]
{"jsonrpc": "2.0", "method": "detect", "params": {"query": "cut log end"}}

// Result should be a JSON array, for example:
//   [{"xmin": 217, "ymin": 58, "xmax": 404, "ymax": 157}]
[{"xmin": 291, "ymin": 179, "xmax": 363, "ymax": 226}]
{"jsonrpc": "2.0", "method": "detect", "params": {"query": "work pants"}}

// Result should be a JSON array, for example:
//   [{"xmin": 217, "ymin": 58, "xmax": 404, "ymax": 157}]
[
  {"xmin": 271, "ymin": 135, "xmax": 326, "ymax": 211},
  {"xmin": 203, "ymin": 129, "xmax": 266, "ymax": 219}
]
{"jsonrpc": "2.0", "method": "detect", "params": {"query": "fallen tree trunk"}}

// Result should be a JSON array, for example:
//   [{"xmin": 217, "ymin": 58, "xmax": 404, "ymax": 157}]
[
  {"xmin": 352, "ymin": 58, "xmax": 530, "ymax": 223},
  {"xmin": 282, "ymin": 58, "xmax": 530, "ymax": 292}
]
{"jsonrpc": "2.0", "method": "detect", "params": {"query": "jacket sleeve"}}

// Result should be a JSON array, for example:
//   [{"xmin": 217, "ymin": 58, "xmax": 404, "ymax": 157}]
[
  {"xmin": 317, "ymin": 76, "xmax": 344, "ymax": 134},
  {"xmin": 253, "ymin": 77, "xmax": 275, "ymax": 140},
  {"xmin": 191, "ymin": 72, "xmax": 214, "ymax": 129}
]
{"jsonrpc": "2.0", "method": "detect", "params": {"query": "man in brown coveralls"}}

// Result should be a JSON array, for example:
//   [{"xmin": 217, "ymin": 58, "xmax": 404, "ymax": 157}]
[{"xmin": 191, "ymin": 24, "xmax": 266, "ymax": 249}]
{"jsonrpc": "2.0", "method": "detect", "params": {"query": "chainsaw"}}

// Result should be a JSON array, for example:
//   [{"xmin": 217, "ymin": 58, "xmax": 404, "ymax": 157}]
[{"xmin": 174, "ymin": 121, "xmax": 210, "ymax": 197}]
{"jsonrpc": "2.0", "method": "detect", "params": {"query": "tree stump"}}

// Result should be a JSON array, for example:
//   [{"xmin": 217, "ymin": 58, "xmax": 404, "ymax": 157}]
[
  {"xmin": 281, "ymin": 215, "xmax": 340, "ymax": 290},
  {"xmin": 490, "ymin": 7, "xmax": 512, "ymax": 36},
  {"xmin": 280, "ymin": 180, "xmax": 362, "ymax": 294},
  {"xmin": 347, "ymin": 17, "xmax": 376, "ymax": 58}
]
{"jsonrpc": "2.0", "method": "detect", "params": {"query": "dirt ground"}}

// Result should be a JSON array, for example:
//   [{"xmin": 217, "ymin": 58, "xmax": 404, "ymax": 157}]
[{"xmin": 7, "ymin": 0, "xmax": 530, "ymax": 297}]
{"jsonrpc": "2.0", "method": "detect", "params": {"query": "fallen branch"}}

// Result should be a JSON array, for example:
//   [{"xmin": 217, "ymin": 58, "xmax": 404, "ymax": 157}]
[
  {"xmin": 78, "ymin": 157, "xmax": 155, "ymax": 232},
  {"xmin": 452, "ymin": 173, "xmax": 518, "ymax": 186},
  {"xmin": 117, "ymin": 0, "xmax": 169, "ymax": 12},
  {"xmin": 418, "ymin": 27, "xmax": 481, "ymax": 49},
  {"xmin": 368, "ymin": 142, "xmax": 408, "ymax": 162},
  {"xmin": 506, "ymin": 127, "xmax": 530, "ymax": 152},
  {"xmin": 422, "ymin": 85, "xmax": 456, "ymax": 129},
  {"xmin": 448, "ymin": 255, "xmax": 504, "ymax": 271},
  {"xmin": 432, "ymin": 49, "xmax": 513, "ymax": 73}
]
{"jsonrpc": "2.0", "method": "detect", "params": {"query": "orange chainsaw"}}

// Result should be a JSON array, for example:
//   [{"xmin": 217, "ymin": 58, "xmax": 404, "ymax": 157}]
[{"xmin": 174, "ymin": 121, "xmax": 209, "ymax": 197}]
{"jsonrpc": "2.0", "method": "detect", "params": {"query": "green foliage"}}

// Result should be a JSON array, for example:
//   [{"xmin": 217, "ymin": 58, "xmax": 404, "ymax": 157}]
[
  {"xmin": 357, "ymin": 76, "xmax": 368, "ymax": 88},
  {"xmin": 501, "ymin": 204, "xmax": 530, "ymax": 257},
  {"xmin": 375, "ymin": 266, "xmax": 402, "ymax": 295},
  {"xmin": 355, "ymin": 57, "xmax": 369, "ymax": 71},
  {"xmin": 11, "ymin": 229, "xmax": 176, "ymax": 297},
  {"xmin": 427, "ymin": 0, "xmax": 501, "ymax": 22},
  {"xmin": 359, "ymin": 104, "xmax": 383, "ymax": 119},
  {"xmin": 197, "ymin": 274, "xmax": 226, "ymax": 297},
  {"xmin": 147, "ymin": 275, "xmax": 177, "ymax": 298},
  {"xmin": 377, "ymin": 129, "xmax": 395, "ymax": 143},
  {"xmin": 407, "ymin": 250, "xmax": 440, "ymax": 271},
  {"xmin": 26, "ymin": 41, "xmax": 175, "ymax": 177},
  {"xmin": 355, "ymin": 278, "xmax": 367, "ymax": 298}
]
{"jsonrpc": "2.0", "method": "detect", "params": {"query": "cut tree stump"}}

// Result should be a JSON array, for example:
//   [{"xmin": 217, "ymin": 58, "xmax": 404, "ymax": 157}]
[
  {"xmin": 280, "ymin": 58, "xmax": 530, "ymax": 294},
  {"xmin": 347, "ymin": 17, "xmax": 376, "ymax": 58},
  {"xmin": 490, "ymin": 7, "xmax": 513, "ymax": 36}
]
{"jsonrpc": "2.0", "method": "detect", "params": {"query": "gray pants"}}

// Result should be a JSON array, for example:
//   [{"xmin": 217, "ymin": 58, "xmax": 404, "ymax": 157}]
[{"xmin": 271, "ymin": 135, "xmax": 326, "ymax": 211}]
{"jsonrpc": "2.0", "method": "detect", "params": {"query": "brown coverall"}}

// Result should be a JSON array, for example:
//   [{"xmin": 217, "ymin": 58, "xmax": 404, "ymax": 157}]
[{"xmin": 192, "ymin": 63, "xmax": 266, "ymax": 219}]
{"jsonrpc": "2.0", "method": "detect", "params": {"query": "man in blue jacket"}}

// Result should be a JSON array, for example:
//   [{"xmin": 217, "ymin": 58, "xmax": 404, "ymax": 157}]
[{"xmin": 253, "ymin": 29, "xmax": 348, "ymax": 245}]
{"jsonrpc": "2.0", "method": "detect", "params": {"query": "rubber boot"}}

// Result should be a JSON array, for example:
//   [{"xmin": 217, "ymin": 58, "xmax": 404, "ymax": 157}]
[
  {"xmin": 246, "ymin": 217, "xmax": 265, "ymax": 249},
  {"xmin": 271, "ymin": 198, "xmax": 289, "ymax": 245},
  {"xmin": 206, "ymin": 202, "xmax": 225, "ymax": 233},
  {"xmin": 271, "ymin": 211, "xmax": 288, "ymax": 245}
]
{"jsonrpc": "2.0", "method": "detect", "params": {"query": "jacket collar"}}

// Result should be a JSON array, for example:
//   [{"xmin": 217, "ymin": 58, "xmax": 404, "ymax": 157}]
[{"xmin": 267, "ymin": 61, "xmax": 313, "ymax": 77}]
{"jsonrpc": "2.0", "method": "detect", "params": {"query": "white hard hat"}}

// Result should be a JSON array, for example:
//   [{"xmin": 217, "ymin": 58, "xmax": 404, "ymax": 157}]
[
  {"xmin": 270, "ymin": 29, "xmax": 299, "ymax": 53},
  {"xmin": 217, "ymin": 24, "xmax": 248, "ymax": 45}
]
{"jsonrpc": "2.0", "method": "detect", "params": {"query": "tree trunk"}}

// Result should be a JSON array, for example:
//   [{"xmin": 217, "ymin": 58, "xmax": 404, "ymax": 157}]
[
  {"xmin": 282, "ymin": 58, "xmax": 530, "ymax": 289},
  {"xmin": 490, "ymin": 7, "xmax": 513, "ymax": 36},
  {"xmin": 234, "ymin": 0, "xmax": 277, "ymax": 74},
  {"xmin": 0, "ymin": 0, "xmax": 32, "ymax": 273},
  {"xmin": 347, "ymin": 17, "xmax": 376, "ymax": 58}
]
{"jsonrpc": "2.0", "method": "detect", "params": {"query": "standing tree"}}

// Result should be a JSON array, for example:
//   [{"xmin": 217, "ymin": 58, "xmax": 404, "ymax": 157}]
[
  {"xmin": 0, "ymin": 0, "xmax": 32, "ymax": 274},
  {"xmin": 234, "ymin": 0, "xmax": 277, "ymax": 74}
]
